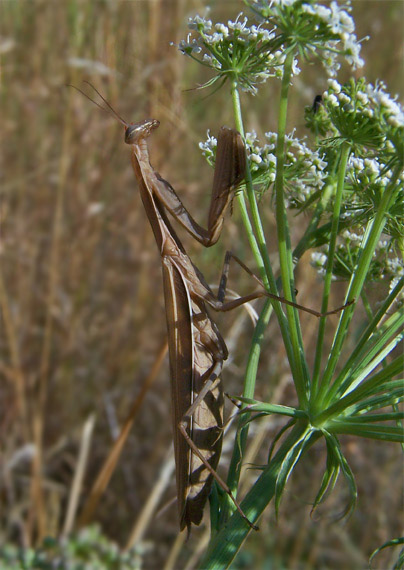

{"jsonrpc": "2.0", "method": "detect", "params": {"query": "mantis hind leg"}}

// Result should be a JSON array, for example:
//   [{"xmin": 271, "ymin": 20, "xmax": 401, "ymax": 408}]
[{"xmin": 214, "ymin": 251, "xmax": 353, "ymax": 317}]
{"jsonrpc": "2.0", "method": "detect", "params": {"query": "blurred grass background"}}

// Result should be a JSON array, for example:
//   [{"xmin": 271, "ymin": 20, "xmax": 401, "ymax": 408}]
[{"xmin": 0, "ymin": 1, "xmax": 402, "ymax": 568}]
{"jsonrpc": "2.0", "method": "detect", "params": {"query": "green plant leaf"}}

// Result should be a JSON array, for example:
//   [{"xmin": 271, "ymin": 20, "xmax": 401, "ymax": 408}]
[
  {"xmin": 369, "ymin": 537, "xmax": 404, "ymax": 569},
  {"xmin": 323, "ymin": 432, "xmax": 357, "ymax": 519},
  {"xmin": 274, "ymin": 428, "xmax": 315, "ymax": 516}
]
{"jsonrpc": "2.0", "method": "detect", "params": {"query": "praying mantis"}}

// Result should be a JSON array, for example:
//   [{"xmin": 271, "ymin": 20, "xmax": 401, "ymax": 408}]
[{"xmin": 72, "ymin": 83, "xmax": 350, "ymax": 532}]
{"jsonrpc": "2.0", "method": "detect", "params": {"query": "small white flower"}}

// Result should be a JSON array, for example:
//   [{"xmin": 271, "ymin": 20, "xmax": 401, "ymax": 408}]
[
  {"xmin": 327, "ymin": 93, "xmax": 339, "ymax": 107},
  {"xmin": 188, "ymin": 15, "xmax": 212, "ymax": 32},
  {"xmin": 388, "ymin": 114, "xmax": 404, "ymax": 128},
  {"xmin": 338, "ymin": 92, "xmax": 351, "ymax": 105},
  {"xmin": 228, "ymin": 14, "xmax": 249, "ymax": 34},
  {"xmin": 215, "ymin": 23, "xmax": 229, "ymax": 37},
  {"xmin": 357, "ymin": 91, "xmax": 369, "ymax": 105},
  {"xmin": 364, "ymin": 158, "xmax": 380, "ymax": 176},
  {"xmin": 199, "ymin": 131, "xmax": 217, "ymax": 157},
  {"xmin": 311, "ymin": 251, "xmax": 328, "ymax": 268},
  {"xmin": 291, "ymin": 57, "xmax": 301, "ymax": 76},
  {"xmin": 348, "ymin": 157, "xmax": 365, "ymax": 172},
  {"xmin": 272, "ymin": 0, "xmax": 299, "ymax": 6},
  {"xmin": 327, "ymin": 79, "xmax": 342, "ymax": 93},
  {"xmin": 342, "ymin": 230, "xmax": 363, "ymax": 244},
  {"xmin": 178, "ymin": 35, "xmax": 201, "ymax": 55},
  {"xmin": 363, "ymin": 108, "xmax": 374, "ymax": 118},
  {"xmin": 250, "ymin": 153, "xmax": 262, "ymax": 164},
  {"xmin": 387, "ymin": 257, "xmax": 404, "ymax": 276},
  {"xmin": 344, "ymin": 37, "xmax": 364, "ymax": 69},
  {"xmin": 249, "ymin": 25, "xmax": 273, "ymax": 42}
]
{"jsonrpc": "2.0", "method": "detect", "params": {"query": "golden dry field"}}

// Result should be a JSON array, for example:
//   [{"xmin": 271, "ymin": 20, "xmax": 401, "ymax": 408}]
[{"xmin": 0, "ymin": 1, "xmax": 403, "ymax": 568}]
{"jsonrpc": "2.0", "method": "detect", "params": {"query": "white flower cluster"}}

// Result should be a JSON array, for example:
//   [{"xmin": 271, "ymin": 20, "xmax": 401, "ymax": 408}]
[
  {"xmin": 200, "ymin": 129, "xmax": 327, "ymax": 202},
  {"xmin": 346, "ymin": 155, "xmax": 385, "ymax": 181},
  {"xmin": 341, "ymin": 133, "xmax": 403, "ymax": 223},
  {"xmin": 211, "ymin": 14, "xmax": 273, "ymax": 43},
  {"xmin": 279, "ymin": 132, "xmax": 327, "ymax": 204},
  {"xmin": 302, "ymin": 1, "xmax": 364, "ymax": 76},
  {"xmin": 387, "ymin": 257, "xmax": 404, "ymax": 278},
  {"xmin": 387, "ymin": 257, "xmax": 404, "ymax": 298},
  {"xmin": 250, "ymin": 0, "xmax": 363, "ymax": 77},
  {"xmin": 324, "ymin": 78, "xmax": 404, "ymax": 128},
  {"xmin": 341, "ymin": 229, "xmax": 363, "ymax": 245},
  {"xmin": 345, "ymin": 154, "xmax": 392, "ymax": 192},
  {"xmin": 250, "ymin": 0, "xmax": 299, "ymax": 10},
  {"xmin": 187, "ymin": 14, "xmax": 212, "ymax": 32},
  {"xmin": 272, "ymin": 0, "xmax": 299, "ymax": 6},
  {"xmin": 199, "ymin": 130, "xmax": 217, "ymax": 159},
  {"xmin": 260, "ymin": 130, "xmax": 327, "ymax": 197},
  {"xmin": 323, "ymin": 81, "xmax": 355, "ymax": 113},
  {"xmin": 311, "ymin": 227, "xmax": 402, "ymax": 289},
  {"xmin": 179, "ymin": 13, "xmax": 275, "ymax": 53},
  {"xmin": 310, "ymin": 251, "xmax": 330, "ymax": 278},
  {"xmin": 178, "ymin": 13, "xmax": 293, "ymax": 93},
  {"xmin": 366, "ymin": 81, "xmax": 404, "ymax": 128}
]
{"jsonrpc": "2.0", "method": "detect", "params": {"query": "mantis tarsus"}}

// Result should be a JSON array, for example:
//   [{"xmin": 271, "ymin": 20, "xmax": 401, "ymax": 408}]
[{"xmin": 72, "ymin": 82, "xmax": 351, "ymax": 532}]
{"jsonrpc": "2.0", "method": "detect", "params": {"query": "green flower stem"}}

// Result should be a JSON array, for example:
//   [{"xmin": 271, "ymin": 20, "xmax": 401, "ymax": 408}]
[
  {"xmin": 231, "ymin": 81, "xmax": 306, "ymax": 384},
  {"xmin": 274, "ymin": 51, "xmax": 309, "ymax": 405},
  {"xmin": 219, "ymin": 82, "xmax": 295, "ymax": 521},
  {"xmin": 231, "ymin": 84, "xmax": 272, "ymax": 288},
  {"xmin": 230, "ymin": 83, "xmax": 295, "ymax": 373},
  {"xmin": 312, "ymin": 142, "xmax": 350, "ymax": 399},
  {"xmin": 198, "ymin": 422, "xmax": 313, "ymax": 570},
  {"xmin": 321, "ymin": 164, "xmax": 403, "ymax": 406}
]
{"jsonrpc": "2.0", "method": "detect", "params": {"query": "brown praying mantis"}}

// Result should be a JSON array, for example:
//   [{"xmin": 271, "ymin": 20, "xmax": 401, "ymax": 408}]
[{"xmin": 71, "ymin": 82, "xmax": 351, "ymax": 532}]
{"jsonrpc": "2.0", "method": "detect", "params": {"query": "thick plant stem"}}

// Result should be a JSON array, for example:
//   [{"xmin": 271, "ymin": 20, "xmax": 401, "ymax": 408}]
[
  {"xmin": 230, "ymin": 83, "xmax": 292, "ymax": 354},
  {"xmin": 273, "ymin": 52, "xmax": 309, "ymax": 405},
  {"xmin": 231, "ymin": 84, "xmax": 273, "ymax": 290},
  {"xmin": 220, "ymin": 83, "xmax": 296, "ymax": 513}
]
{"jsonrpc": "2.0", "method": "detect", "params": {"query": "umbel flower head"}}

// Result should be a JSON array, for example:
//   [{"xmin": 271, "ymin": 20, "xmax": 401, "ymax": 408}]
[
  {"xmin": 305, "ymin": 78, "xmax": 404, "ymax": 293},
  {"xmin": 176, "ymin": 1, "xmax": 364, "ymax": 94},
  {"xmin": 249, "ymin": 0, "xmax": 364, "ymax": 75},
  {"xmin": 177, "ymin": 13, "xmax": 282, "ymax": 94}
]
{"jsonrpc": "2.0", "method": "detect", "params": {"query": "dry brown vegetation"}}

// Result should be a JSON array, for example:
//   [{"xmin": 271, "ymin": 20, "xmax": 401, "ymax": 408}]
[{"xmin": 0, "ymin": 1, "xmax": 402, "ymax": 569}]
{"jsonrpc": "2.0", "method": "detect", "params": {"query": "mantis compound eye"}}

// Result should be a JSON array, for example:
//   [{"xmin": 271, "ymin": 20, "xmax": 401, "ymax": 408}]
[{"xmin": 125, "ymin": 119, "xmax": 160, "ymax": 144}]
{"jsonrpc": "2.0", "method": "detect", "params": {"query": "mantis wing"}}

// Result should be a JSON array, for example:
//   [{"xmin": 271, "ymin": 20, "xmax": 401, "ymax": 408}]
[{"xmin": 162, "ymin": 257, "xmax": 224, "ymax": 530}]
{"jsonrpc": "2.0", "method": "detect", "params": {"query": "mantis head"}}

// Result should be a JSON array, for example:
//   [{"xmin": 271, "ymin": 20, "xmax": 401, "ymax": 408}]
[
  {"xmin": 68, "ymin": 82, "xmax": 160, "ymax": 144},
  {"xmin": 125, "ymin": 119, "xmax": 160, "ymax": 144}
]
